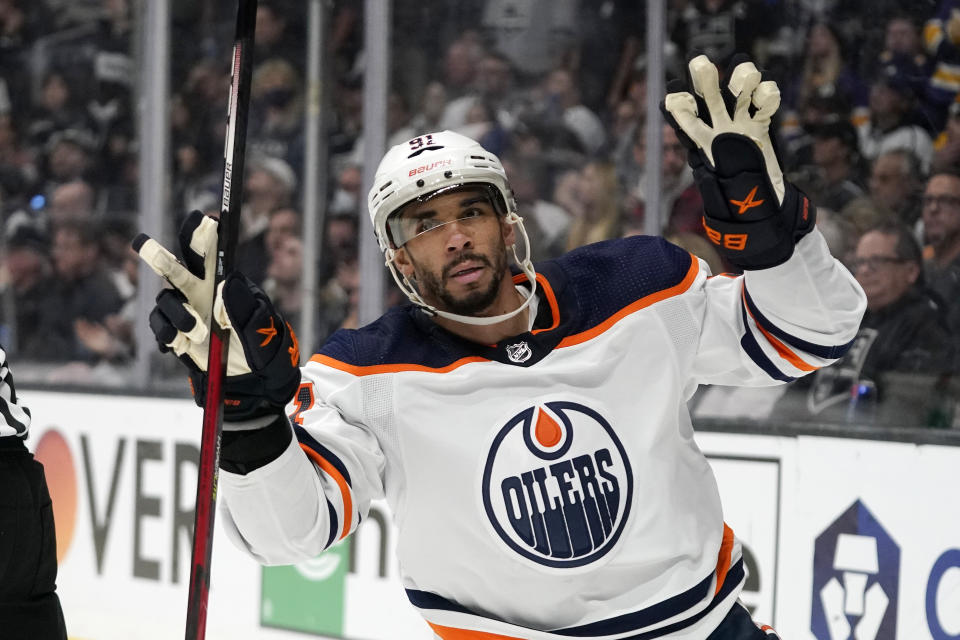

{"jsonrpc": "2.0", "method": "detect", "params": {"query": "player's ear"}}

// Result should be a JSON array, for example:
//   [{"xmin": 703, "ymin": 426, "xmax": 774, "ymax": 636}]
[
  {"xmin": 392, "ymin": 246, "xmax": 415, "ymax": 278},
  {"xmin": 500, "ymin": 215, "xmax": 516, "ymax": 247}
]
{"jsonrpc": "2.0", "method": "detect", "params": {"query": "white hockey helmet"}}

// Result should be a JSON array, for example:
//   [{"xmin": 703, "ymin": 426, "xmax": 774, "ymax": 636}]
[{"xmin": 367, "ymin": 130, "xmax": 537, "ymax": 326}]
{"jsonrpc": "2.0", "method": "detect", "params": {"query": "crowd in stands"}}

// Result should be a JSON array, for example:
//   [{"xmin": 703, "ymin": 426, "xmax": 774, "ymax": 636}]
[{"xmin": 0, "ymin": 0, "xmax": 957, "ymax": 426}]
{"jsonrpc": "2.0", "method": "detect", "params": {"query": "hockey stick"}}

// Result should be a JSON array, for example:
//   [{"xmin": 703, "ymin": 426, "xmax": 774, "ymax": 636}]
[{"xmin": 185, "ymin": 1, "xmax": 258, "ymax": 638}]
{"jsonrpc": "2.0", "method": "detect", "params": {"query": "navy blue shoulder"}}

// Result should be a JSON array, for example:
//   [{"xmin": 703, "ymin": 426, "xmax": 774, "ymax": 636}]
[
  {"xmin": 545, "ymin": 235, "xmax": 695, "ymax": 334},
  {"xmin": 315, "ymin": 235, "xmax": 696, "ymax": 370},
  {"xmin": 316, "ymin": 304, "xmax": 472, "ymax": 369}
]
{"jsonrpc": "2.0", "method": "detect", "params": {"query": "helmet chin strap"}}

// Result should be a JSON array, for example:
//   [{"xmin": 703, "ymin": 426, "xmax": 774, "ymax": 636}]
[{"xmin": 386, "ymin": 214, "xmax": 538, "ymax": 327}]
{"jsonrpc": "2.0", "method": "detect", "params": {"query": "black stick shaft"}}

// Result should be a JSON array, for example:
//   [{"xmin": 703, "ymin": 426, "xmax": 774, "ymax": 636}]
[{"xmin": 185, "ymin": 2, "xmax": 257, "ymax": 638}]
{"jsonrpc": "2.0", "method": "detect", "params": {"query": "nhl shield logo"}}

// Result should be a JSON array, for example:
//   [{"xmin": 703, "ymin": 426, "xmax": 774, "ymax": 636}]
[
  {"xmin": 505, "ymin": 341, "xmax": 532, "ymax": 363},
  {"xmin": 481, "ymin": 401, "xmax": 633, "ymax": 569}
]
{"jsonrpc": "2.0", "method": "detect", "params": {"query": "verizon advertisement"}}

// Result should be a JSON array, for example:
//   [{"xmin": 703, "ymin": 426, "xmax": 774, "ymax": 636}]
[{"xmin": 23, "ymin": 390, "xmax": 960, "ymax": 639}]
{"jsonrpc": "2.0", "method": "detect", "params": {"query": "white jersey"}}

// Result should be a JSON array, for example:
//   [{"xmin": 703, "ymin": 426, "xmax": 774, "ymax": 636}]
[{"xmin": 219, "ymin": 230, "xmax": 865, "ymax": 639}]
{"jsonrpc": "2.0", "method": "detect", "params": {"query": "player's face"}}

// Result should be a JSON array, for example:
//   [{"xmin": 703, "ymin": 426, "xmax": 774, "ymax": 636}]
[{"xmin": 392, "ymin": 187, "xmax": 515, "ymax": 316}]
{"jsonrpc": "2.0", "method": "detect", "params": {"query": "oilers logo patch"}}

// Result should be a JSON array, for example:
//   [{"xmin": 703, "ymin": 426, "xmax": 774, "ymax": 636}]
[{"xmin": 481, "ymin": 401, "xmax": 633, "ymax": 568}]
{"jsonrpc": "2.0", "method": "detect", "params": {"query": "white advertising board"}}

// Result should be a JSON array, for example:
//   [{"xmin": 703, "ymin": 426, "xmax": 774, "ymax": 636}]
[
  {"xmin": 699, "ymin": 432, "xmax": 960, "ymax": 640},
  {"xmin": 25, "ymin": 391, "xmax": 428, "ymax": 640},
  {"xmin": 22, "ymin": 390, "xmax": 960, "ymax": 639}
]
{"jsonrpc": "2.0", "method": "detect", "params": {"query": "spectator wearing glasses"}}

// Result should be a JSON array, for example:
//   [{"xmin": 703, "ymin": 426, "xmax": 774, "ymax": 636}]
[
  {"xmin": 789, "ymin": 222, "xmax": 956, "ymax": 427},
  {"xmin": 851, "ymin": 223, "xmax": 955, "ymax": 377},
  {"xmin": 922, "ymin": 170, "xmax": 960, "ymax": 335}
]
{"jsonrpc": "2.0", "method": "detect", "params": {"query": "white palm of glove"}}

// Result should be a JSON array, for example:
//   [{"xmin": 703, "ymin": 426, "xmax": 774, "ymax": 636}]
[
  {"xmin": 164, "ymin": 283, "xmax": 251, "ymax": 376},
  {"xmin": 663, "ymin": 55, "xmax": 785, "ymax": 205},
  {"xmin": 137, "ymin": 215, "xmax": 250, "ymax": 376}
]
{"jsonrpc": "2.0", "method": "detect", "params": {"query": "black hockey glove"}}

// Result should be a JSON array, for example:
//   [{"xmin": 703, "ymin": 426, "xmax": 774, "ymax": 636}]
[
  {"xmin": 661, "ymin": 54, "xmax": 816, "ymax": 270},
  {"xmin": 133, "ymin": 211, "xmax": 301, "ymax": 423}
]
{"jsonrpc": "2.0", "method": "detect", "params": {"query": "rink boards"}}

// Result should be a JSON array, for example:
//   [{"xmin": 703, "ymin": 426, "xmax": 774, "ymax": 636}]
[{"xmin": 23, "ymin": 390, "xmax": 960, "ymax": 640}]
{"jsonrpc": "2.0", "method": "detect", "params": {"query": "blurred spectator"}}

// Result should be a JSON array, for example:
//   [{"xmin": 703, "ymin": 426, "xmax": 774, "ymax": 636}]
[
  {"xmin": 409, "ymin": 80, "xmax": 448, "ymax": 135},
  {"xmin": 264, "ymin": 235, "xmax": 306, "ymax": 329},
  {"xmin": 607, "ymin": 93, "xmax": 645, "ymax": 192},
  {"xmin": 328, "ymin": 162, "xmax": 363, "ymax": 217},
  {"xmin": 44, "ymin": 219, "xmax": 124, "ymax": 362},
  {"xmin": 237, "ymin": 156, "xmax": 296, "ymax": 285},
  {"xmin": 179, "ymin": 58, "xmax": 232, "ymax": 171},
  {"xmin": 0, "ymin": 113, "xmax": 35, "ymax": 203},
  {"xmin": 254, "ymin": 1, "xmax": 305, "ymax": 73},
  {"xmin": 97, "ymin": 216, "xmax": 136, "ymax": 306},
  {"xmin": 455, "ymin": 99, "xmax": 510, "ymax": 157},
  {"xmin": 867, "ymin": 148, "xmax": 924, "ymax": 224},
  {"xmin": 47, "ymin": 179, "xmax": 95, "ymax": 224},
  {"xmin": 921, "ymin": 170, "xmax": 960, "ymax": 335},
  {"xmin": 41, "ymin": 0, "xmax": 100, "ymax": 30},
  {"xmin": 627, "ymin": 123, "xmax": 705, "ymax": 239},
  {"xmin": 885, "ymin": 13, "xmax": 925, "ymax": 57},
  {"xmin": 440, "ymin": 32, "xmax": 484, "ymax": 99},
  {"xmin": 573, "ymin": 1, "xmax": 646, "ymax": 113},
  {"xmin": 0, "ymin": 0, "xmax": 32, "ymax": 54},
  {"xmin": 440, "ymin": 51, "xmax": 521, "ymax": 133},
  {"xmin": 780, "ymin": 86, "xmax": 854, "ymax": 178},
  {"xmin": 0, "ymin": 218, "xmax": 55, "ymax": 359},
  {"xmin": 27, "ymin": 72, "xmax": 92, "ymax": 152},
  {"xmin": 836, "ymin": 197, "xmax": 896, "ymax": 246},
  {"xmin": 877, "ymin": 15, "xmax": 935, "ymax": 131},
  {"xmin": 807, "ymin": 119, "xmax": 866, "ymax": 212},
  {"xmin": 170, "ymin": 90, "xmax": 221, "ymax": 214},
  {"xmin": 322, "ymin": 211, "xmax": 358, "ymax": 273},
  {"xmin": 535, "ymin": 67, "xmax": 606, "ymax": 156},
  {"xmin": 922, "ymin": 1, "xmax": 960, "ymax": 130},
  {"xmin": 41, "ymin": 128, "xmax": 98, "ymax": 193},
  {"xmin": 501, "ymin": 154, "xmax": 570, "ymax": 261},
  {"xmin": 87, "ymin": 0, "xmax": 134, "ymax": 146},
  {"xmin": 347, "ymin": 90, "xmax": 417, "ymax": 166},
  {"xmin": 0, "ymin": 2, "xmax": 39, "ymax": 121},
  {"xmin": 264, "ymin": 207, "xmax": 301, "ymax": 257},
  {"xmin": 481, "ymin": 0, "xmax": 577, "ymax": 80},
  {"xmin": 316, "ymin": 255, "xmax": 359, "ymax": 340},
  {"xmin": 249, "ymin": 57, "xmax": 304, "ymax": 173},
  {"xmin": 670, "ymin": 0, "xmax": 779, "ymax": 68},
  {"xmin": 786, "ymin": 222, "xmax": 955, "ymax": 426},
  {"xmin": 814, "ymin": 206, "xmax": 859, "ymax": 263},
  {"xmin": 328, "ymin": 69, "xmax": 363, "ymax": 161},
  {"xmin": 858, "ymin": 54, "xmax": 934, "ymax": 172},
  {"xmin": 932, "ymin": 99, "xmax": 960, "ymax": 173},
  {"xmin": 782, "ymin": 23, "xmax": 869, "ymax": 129},
  {"xmin": 561, "ymin": 160, "xmax": 621, "ymax": 251}
]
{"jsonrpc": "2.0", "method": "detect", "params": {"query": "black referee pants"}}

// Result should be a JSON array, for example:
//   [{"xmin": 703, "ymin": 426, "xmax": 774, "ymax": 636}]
[{"xmin": 0, "ymin": 437, "xmax": 67, "ymax": 640}]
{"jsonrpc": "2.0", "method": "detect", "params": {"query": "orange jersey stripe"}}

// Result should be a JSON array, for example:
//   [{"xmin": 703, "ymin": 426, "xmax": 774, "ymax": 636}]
[
  {"xmin": 512, "ymin": 271, "xmax": 561, "ymax": 334},
  {"xmin": 557, "ymin": 254, "xmax": 700, "ymax": 349},
  {"xmin": 299, "ymin": 444, "xmax": 354, "ymax": 540},
  {"xmin": 428, "ymin": 622, "xmax": 525, "ymax": 640},
  {"xmin": 310, "ymin": 354, "xmax": 490, "ymax": 376},
  {"xmin": 313, "ymin": 256, "xmax": 698, "ymax": 374},
  {"xmin": 740, "ymin": 287, "xmax": 819, "ymax": 372},
  {"xmin": 715, "ymin": 523, "xmax": 735, "ymax": 596}
]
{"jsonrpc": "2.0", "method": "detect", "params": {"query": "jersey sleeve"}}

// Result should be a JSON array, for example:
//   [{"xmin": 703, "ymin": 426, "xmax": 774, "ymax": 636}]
[
  {"xmin": 218, "ymin": 336, "xmax": 386, "ymax": 565},
  {"xmin": 688, "ymin": 228, "xmax": 867, "ymax": 387}
]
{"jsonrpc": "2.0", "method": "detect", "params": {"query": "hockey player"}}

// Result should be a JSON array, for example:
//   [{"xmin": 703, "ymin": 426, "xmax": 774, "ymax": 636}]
[{"xmin": 136, "ymin": 55, "xmax": 866, "ymax": 639}]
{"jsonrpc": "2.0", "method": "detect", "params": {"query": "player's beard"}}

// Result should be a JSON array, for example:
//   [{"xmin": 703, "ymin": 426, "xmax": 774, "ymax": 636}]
[{"xmin": 416, "ymin": 245, "xmax": 508, "ymax": 316}]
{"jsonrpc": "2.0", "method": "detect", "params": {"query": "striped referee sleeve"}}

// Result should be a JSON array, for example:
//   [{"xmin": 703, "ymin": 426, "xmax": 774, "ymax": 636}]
[{"xmin": 0, "ymin": 346, "xmax": 31, "ymax": 438}]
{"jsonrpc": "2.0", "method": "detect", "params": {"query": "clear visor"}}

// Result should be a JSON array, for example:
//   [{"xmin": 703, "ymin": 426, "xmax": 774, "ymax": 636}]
[{"xmin": 386, "ymin": 183, "xmax": 505, "ymax": 248}]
